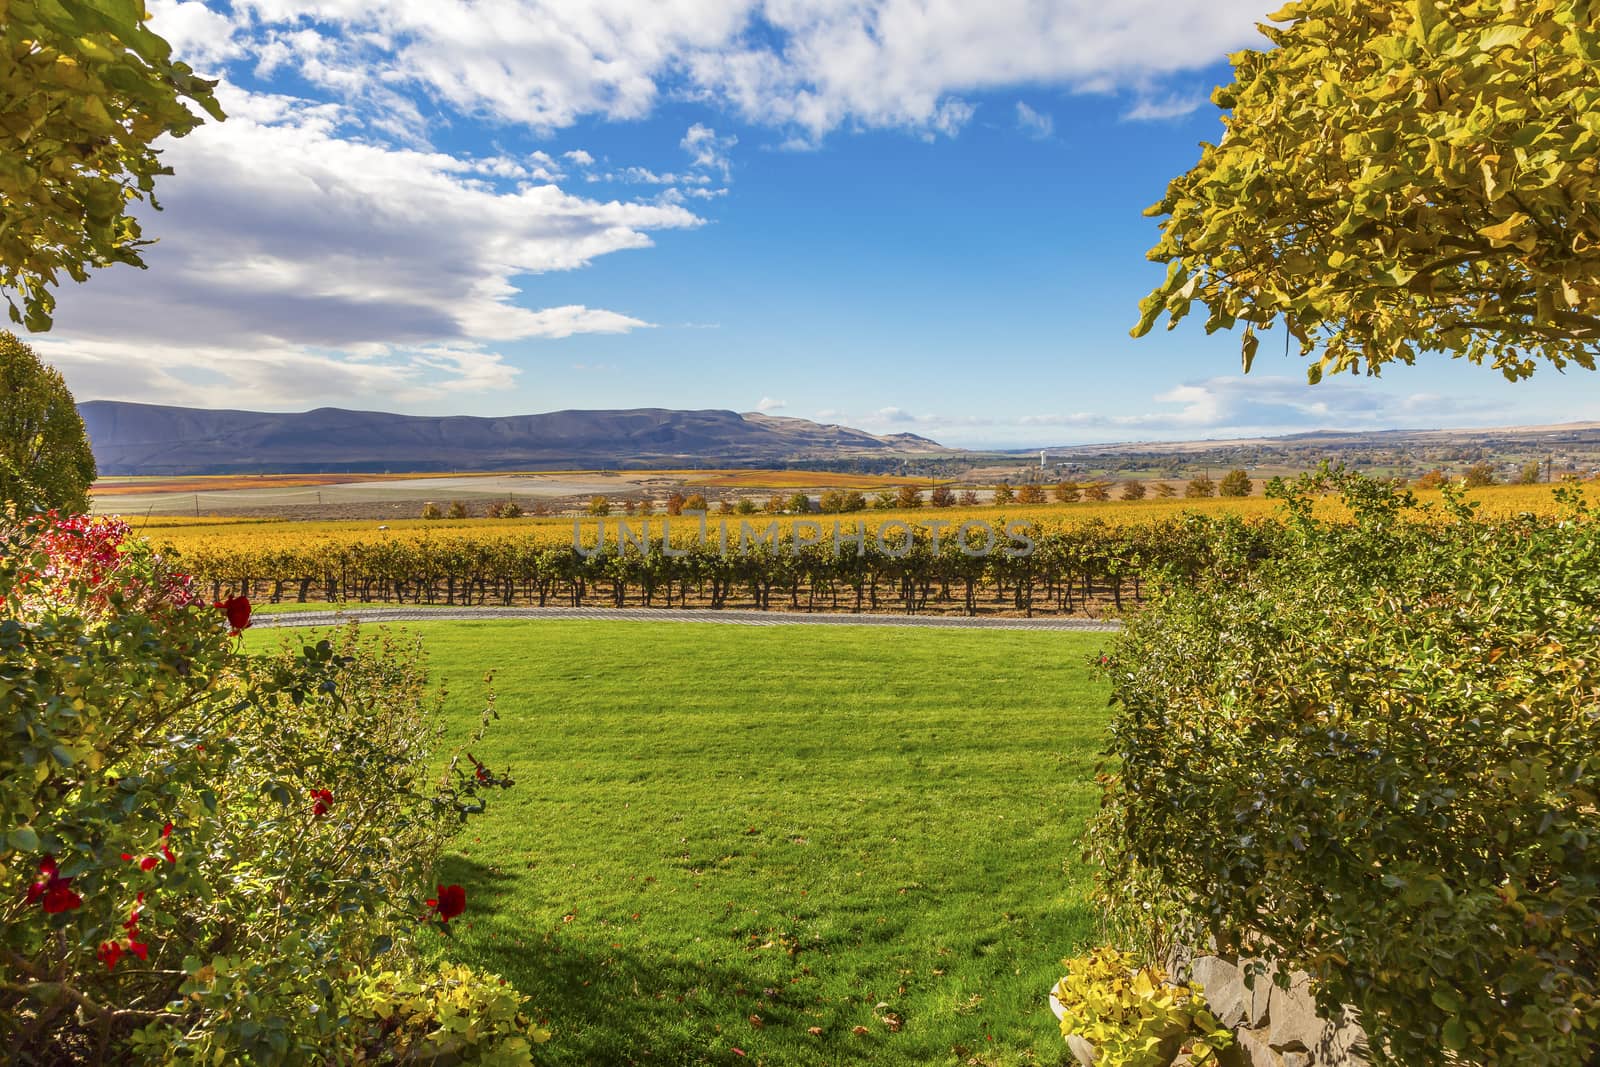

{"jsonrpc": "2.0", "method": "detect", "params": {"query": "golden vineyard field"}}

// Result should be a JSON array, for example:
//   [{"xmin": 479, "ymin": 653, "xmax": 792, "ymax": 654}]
[{"xmin": 131, "ymin": 482, "xmax": 1582, "ymax": 556}]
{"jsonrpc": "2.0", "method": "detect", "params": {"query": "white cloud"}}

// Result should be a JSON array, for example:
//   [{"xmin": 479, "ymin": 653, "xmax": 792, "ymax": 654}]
[
  {"xmin": 562, "ymin": 149, "xmax": 595, "ymax": 166},
  {"xmin": 829, "ymin": 378, "xmax": 1508, "ymax": 447},
  {"xmin": 756, "ymin": 396, "xmax": 787, "ymax": 412},
  {"xmin": 1124, "ymin": 92, "xmax": 1211, "ymax": 122},
  {"xmin": 44, "ymin": 81, "xmax": 700, "ymax": 406},
  {"xmin": 192, "ymin": 1, "xmax": 1264, "ymax": 142},
  {"xmin": 681, "ymin": 123, "xmax": 737, "ymax": 177},
  {"xmin": 1014, "ymin": 101, "xmax": 1053, "ymax": 139}
]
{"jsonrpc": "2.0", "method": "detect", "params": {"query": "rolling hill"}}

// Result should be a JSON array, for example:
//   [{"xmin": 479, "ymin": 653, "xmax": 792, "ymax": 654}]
[{"xmin": 78, "ymin": 401, "xmax": 952, "ymax": 475}]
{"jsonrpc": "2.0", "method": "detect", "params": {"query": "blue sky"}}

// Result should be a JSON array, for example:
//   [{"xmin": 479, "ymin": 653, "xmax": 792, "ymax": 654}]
[{"xmin": 39, "ymin": 0, "xmax": 1600, "ymax": 448}]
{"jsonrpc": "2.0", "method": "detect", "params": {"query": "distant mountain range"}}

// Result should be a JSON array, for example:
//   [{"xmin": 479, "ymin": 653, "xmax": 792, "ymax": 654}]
[{"xmin": 78, "ymin": 401, "xmax": 952, "ymax": 475}]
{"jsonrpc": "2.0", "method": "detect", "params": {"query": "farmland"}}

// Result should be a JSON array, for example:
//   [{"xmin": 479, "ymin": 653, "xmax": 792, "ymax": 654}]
[
  {"xmin": 243, "ymin": 618, "xmax": 1113, "ymax": 1066},
  {"xmin": 131, "ymin": 483, "xmax": 1591, "ymax": 619}
]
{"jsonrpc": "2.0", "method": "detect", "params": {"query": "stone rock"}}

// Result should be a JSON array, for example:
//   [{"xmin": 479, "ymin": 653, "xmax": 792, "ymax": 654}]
[
  {"xmin": 1191, "ymin": 955, "xmax": 1248, "ymax": 1028},
  {"xmin": 1165, "ymin": 942, "xmax": 1196, "ymax": 984},
  {"xmin": 1267, "ymin": 972, "xmax": 1322, "ymax": 1052},
  {"xmin": 1282, "ymin": 1053, "xmax": 1311, "ymax": 1067},
  {"xmin": 1066, "ymin": 1033, "xmax": 1098, "ymax": 1066},
  {"xmin": 1314, "ymin": 1006, "xmax": 1371, "ymax": 1067},
  {"xmin": 1229, "ymin": 1026, "xmax": 1282, "ymax": 1067},
  {"xmin": 1241, "ymin": 962, "xmax": 1276, "ymax": 1028}
]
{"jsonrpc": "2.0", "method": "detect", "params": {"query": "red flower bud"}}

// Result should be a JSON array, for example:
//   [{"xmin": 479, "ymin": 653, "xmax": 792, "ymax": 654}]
[
  {"xmin": 425, "ymin": 884, "xmax": 467, "ymax": 924},
  {"xmin": 218, "ymin": 595, "xmax": 252, "ymax": 635}
]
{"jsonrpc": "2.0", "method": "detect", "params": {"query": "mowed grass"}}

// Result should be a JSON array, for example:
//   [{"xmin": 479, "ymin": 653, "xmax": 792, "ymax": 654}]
[{"xmin": 248, "ymin": 620, "xmax": 1111, "ymax": 1066}]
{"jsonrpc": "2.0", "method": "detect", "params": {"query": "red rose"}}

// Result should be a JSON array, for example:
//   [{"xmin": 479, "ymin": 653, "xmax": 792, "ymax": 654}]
[
  {"xmin": 426, "ymin": 884, "xmax": 467, "ymax": 924},
  {"xmin": 217, "ymin": 595, "xmax": 252, "ymax": 635},
  {"xmin": 25, "ymin": 855, "xmax": 82, "ymax": 914}
]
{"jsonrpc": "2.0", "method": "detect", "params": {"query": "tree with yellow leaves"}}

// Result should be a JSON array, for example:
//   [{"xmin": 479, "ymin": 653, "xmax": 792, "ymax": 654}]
[{"xmin": 1136, "ymin": 0, "xmax": 1600, "ymax": 382}]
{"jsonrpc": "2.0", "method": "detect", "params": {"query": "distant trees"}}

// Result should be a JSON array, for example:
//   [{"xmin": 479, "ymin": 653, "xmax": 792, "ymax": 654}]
[
  {"xmin": 1185, "ymin": 475, "xmax": 1217, "ymax": 499},
  {"xmin": 787, "ymin": 492, "xmax": 812, "ymax": 513},
  {"xmin": 1152, "ymin": 482, "xmax": 1176, "ymax": 498},
  {"xmin": 873, "ymin": 490, "xmax": 897, "ymax": 510},
  {"xmin": 1054, "ymin": 481, "xmax": 1082, "ymax": 503},
  {"xmin": 1414, "ymin": 470, "xmax": 1447, "ymax": 490},
  {"xmin": 1016, "ymin": 484, "xmax": 1047, "ymax": 504},
  {"xmin": 1082, "ymin": 482, "xmax": 1111, "ymax": 502},
  {"xmin": 1463, "ymin": 462, "xmax": 1498, "ymax": 488},
  {"xmin": 665, "ymin": 493, "xmax": 686, "ymax": 516},
  {"xmin": 586, "ymin": 496, "xmax": 609, "ymax": 516},
  {"xmin": 992, "ymin": 483, "xmax": 1015, "ymax": 505},
  {"xmin": 684, "ymin": 492, "xmax": 709, "ymax": 513},
  {"xmin": 736, "ymin": 498, "xmax": 758, "ymax": 515},
  {"xmin": 0, "ymin": 332, "xmax": 96, "ymax": 511},
  {"xmin": 446, "ymin": 500, "xmax": 470, "ymax": 519},
  {"xmin": 1518, "ymin": 460, "xmax": 1544, "ymax": 485},
  {"xmin": 957, "ymin": 490, "xmax": 981, "ymax": 506},
  {"xmin": 1121, "ymin": 481, "xmax": 1147, "ymax": 501},
  {"xmin": 929, "ymin": 486, "xmax": 956, "ymax": 507},
  {"xmin": 896, "ymin": 485, "xmax": 924, "ymax": 508},
  {"xmin": 1219, "ymin": 470, "xmax": 1252, "ymax": 498},
  {"xmin": 637, "ymin": 498, "xmax": 655, "ymax": 516},
  {"xmin": 485, "ymin": 499, "xmax": 523, "ymax": 518},
  {"xmin": 819, "ymin": 489, "xmax": 867, "ymax": 513},
  {"xmin": 763, "ymin": 495, "xmax": 784, "ymax": 514},
  {"xmin": 420, "ymin": 502, "xmax": 443, "ymax": 520}
]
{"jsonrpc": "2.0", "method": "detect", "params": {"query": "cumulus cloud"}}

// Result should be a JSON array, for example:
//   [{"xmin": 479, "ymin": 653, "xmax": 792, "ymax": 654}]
[
  {"xmin": 831, "ymin": 378, "xmax": 1508, "ymax": 447},
  {"xmin": 681, "ymin": 123, "xmax": 737, "ymax": 177},
  {"xmin": 192, "ymin": 1, "xmax": 1264, "ymax": 142},
  {"xmin": 45, "ymin": 82, "xmax": 700, "ymax": 406},
  {"xmin": 756, "ymin": 396, "xmax": 787, "ymax": 412}
]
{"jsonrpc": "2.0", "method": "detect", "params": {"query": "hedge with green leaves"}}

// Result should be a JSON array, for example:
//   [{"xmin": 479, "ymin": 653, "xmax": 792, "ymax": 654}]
[{"xmin": 1092, "ymin": 472, "xmax": 1600, "ymax": 1064}]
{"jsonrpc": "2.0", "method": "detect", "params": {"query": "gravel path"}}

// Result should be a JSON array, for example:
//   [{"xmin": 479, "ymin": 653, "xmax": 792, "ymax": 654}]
[{"xmin": 256, "ymin": 606, "xmax": 1123, "ymax": 632}]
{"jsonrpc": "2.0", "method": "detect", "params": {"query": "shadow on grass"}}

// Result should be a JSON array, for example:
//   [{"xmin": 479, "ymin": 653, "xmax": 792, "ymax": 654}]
[{"xmin": 436, "ymin": 855, "xmax": 815, "ymax": 1067}]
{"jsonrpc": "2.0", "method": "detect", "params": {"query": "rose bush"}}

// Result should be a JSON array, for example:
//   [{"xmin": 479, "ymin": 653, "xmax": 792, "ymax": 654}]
[{"xmin": 1, "ymin": 511, "xmax": 548, "ymax": 1062}]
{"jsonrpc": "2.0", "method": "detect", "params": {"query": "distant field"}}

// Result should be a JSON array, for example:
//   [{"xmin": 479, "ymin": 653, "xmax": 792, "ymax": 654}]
[
  {"xmin": 91, "ymin": 468, "xmax": 954, "ymax": 519},
  {"xmin": 126, "ymin": 482, "xmax": 1588, "ymax": 559},
  {"xmin": 244, "ymin": 619, "xmax": 1111, "ymax": 1066}
]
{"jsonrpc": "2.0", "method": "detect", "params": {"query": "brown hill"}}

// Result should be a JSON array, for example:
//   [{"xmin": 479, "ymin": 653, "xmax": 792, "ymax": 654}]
[{"xmin": 78, "ymin": 401, "xmax": 951, "ymax": 475}]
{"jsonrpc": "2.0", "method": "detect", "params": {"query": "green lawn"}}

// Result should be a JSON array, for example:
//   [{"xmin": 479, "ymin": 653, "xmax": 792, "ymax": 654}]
[{"xmin": 250, "ymin": 620, "xmax": 1111, "ymax": 1065}]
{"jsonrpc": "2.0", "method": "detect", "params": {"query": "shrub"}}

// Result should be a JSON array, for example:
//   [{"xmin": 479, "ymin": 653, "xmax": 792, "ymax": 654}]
[
  {"xmin": 1050, "ymin": 948, "xmax": 1231, "ymax": 1066},
  {"xmin": 1120, "ymin": 481, "xmax": 1147, "ymax": 501},
  {"xmin": 1091, "ymin": 471, "xmax": 1600, "ymax": 1064},
  {"xmin": 485, "ymin": 499, "xmax": 523, "ymax": 519},
  {"xmin": 1151, "ymin": 482, "xmax": 1176, "ymax": 498},
  {"xmin": 1183, "ymin": 475, "xmax": 1215, "ymax": 498},
  {"xmin": 0, "ymin": 513, "xmax": 544, "ymax": 1063},
  {"xmin": 1082, "ymin": 481, "xmax": 1110, "ymax": 502},
  {"xmin": 1016, "ymin": 484, "xmax": 1046, "ymax": 504},
  {"xmin": 421, "ymin": 501, "xmax": 444, "ymax": 520},
  {"xmin": 684, "ymin": 493, "xmax": 708, "ymax": 513},
  {"xmin": 1462, "ymin": 461, "xmax": 1497, "ymax": 487},
  {"xmin": 735, "ymin": 498, "xmax": 758, "ymax": 516},
  {"xmin": 1518, "ymin": 460, "xmax": 1544, "ymax": 485},
  {"xmin": 1218, "ymin": 469, "xmax": 1251, "ymax": 497},
  {"xmin": 992, "ymin": 483, "xmax": 1014, "ymax": 505},
  {"xmin": 446, "ymin": 500, "xmax": 470, "ymax": 519},
  {"xmin": 1054, "ymin": 481, "xmax": 1082, "ymax": 503},
  {"xmin": 786, "ymin": 492, "xmax": 812, "ymax": 514},
  {"xmin": 872, "ymin": 490, "xmax": 897, "ymax": 510},
  {"xmin": 957, "ymin": 489, "xmax": 980, "ymax": 506},
  {"xmin": 929, "ymin": 486, "xmax": 956, "ymax": 507},
  {"xmin": 587, "ymin": 495, "xmax": 610, "ymax": 516},
  {"xmin": 1412, "ymin": 469, "xmax": 1447, "ymax": 490}
]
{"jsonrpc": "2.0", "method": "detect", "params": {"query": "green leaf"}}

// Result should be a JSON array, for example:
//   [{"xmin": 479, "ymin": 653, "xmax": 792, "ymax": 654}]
[{"xmin": 6, "ymin": 826, "xmax": 41, "ymax": 851}]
